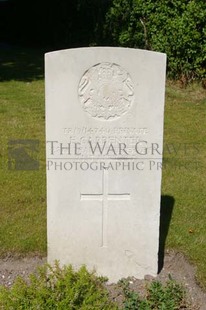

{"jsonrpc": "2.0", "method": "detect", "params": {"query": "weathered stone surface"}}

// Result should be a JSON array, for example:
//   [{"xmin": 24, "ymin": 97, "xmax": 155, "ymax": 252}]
[{"xmin": 45, "ymin": 47, "xmax": 166, "ymax": 282}]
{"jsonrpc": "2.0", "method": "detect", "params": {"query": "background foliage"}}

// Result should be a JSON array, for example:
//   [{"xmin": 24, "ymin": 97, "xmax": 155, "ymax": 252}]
[
  {"xmin": 0, "ymin": 0, "xmax": 111, "ymax": 48},
  {"xmin": 105, "ymin": 0, "xmax": 206, "ymax": 81},
  {"xmin": 1, "ymin": 0, "xmax": 205, "ymax": 81}
]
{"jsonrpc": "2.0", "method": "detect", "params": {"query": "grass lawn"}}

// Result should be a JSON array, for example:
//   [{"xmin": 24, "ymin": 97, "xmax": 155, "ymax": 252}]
[
  {"xmin": 0, "ymin": 47, "xmax": 205, "ymax": 288},
  {"xmin": 162, "ymin": 82, "xmax": 206, "ymax": 288}
]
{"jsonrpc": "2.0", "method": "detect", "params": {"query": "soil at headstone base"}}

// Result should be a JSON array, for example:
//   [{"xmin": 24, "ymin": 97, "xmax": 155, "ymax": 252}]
[{"xmin": 0, "ymin": 250, "xmax": 205, "ymax": 309}]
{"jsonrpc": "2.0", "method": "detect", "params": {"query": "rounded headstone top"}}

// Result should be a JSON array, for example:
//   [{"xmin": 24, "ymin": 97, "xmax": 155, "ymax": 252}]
[{"xmin": 78, "ymin": 62, "xmax": 134, "ymax": 121}]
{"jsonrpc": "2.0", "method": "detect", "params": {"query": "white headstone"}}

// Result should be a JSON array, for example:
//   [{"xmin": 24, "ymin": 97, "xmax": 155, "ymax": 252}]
[{"xmin": 45, "ymin": 47, "xmax": 166, "ymax": 282}]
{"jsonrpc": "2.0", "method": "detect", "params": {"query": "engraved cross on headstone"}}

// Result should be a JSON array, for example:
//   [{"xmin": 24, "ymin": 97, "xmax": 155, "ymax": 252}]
[{"xmin": 81, "ymin": 169, "xmax": 130, "ymax": 247}]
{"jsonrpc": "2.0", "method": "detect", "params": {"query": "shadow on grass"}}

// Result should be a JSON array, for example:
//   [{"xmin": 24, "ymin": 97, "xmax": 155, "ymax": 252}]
[
  {"xmin": 0, "ymin": 45, "xmax": 46, "ymax": 81},
  {"xmin": 158, "ymin": 195, "xmax": 175, "ymax": 273}
]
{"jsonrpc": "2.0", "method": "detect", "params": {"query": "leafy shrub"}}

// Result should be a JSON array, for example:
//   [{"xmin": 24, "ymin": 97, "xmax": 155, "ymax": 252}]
[
  {"xmin": 105, "ymin": 0, "xmax": 206, "ymax": 82},
  {"xmin": 119, "ymin": 278, "xmax": 188, "ymax": 309},
  {"xmin": 0, "ymin": 262, "xmax": 193, "ymax": 309},
  {"xmin": 0, "ymin": 262, "xmax": 118, "ymax": 309}
]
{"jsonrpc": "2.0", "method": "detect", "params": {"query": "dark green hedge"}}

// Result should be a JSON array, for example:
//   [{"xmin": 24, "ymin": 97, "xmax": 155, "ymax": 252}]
[
  {"xmin": 2, "ymin": 0, "xmax": 205, "ymax": 81},
  {"xmin": 105, "ymin": 0, "xmax": 206, "ymax": 81}
]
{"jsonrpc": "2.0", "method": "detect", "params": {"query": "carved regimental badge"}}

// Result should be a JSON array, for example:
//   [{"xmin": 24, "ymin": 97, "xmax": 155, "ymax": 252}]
[{"xmin": 78, "ymin": 63, "xmax": 134, "ymax": 120}]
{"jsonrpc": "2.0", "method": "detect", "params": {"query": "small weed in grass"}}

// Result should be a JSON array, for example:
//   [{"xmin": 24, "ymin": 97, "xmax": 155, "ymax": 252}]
[
  {"xmin": 0, "ymin": 262, "xmax": 118, "ymax": 309},
  {"xmin": 119, "ymin": 278, "xmax": 189, "ymax": 310}
]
